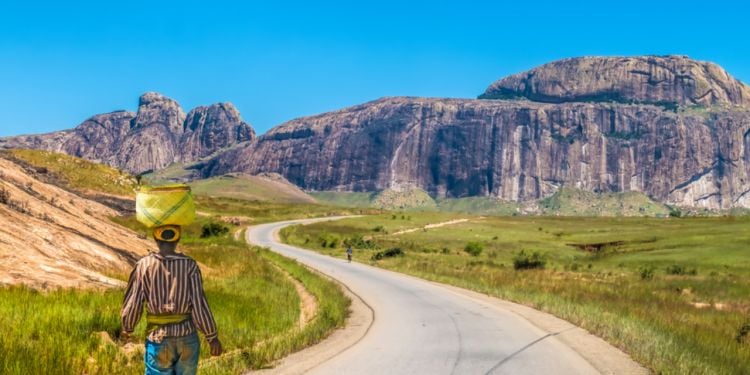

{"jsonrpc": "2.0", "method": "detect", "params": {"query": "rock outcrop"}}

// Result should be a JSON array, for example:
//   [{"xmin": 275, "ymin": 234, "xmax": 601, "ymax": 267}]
[
  {"xmin": 0, "ymin": 156, "xmax": 153, "ymax": 288},
  {"xmin": 202, "ymin": 56, "xmax": 750, "ymax": 210},
  {"xmin": 480, "ymin": 55, "xmax": 750, "ymax": 107},
  {"xmin": 5, "ymin": 56, "xmax": 750, "ymax": 210},
  {"xmin": 0, "ymin": 93, "xmax": 255, "ymax": 173}
]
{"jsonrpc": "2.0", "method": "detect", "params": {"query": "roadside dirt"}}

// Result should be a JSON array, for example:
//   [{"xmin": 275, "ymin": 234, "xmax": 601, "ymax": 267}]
[
  {"xmin": 269, "ymin": 263, "xmax": 318, "ymax": 329},
  {"xmin": 391, "ymin": 218, "xmax": 469, "ymax": 235}
]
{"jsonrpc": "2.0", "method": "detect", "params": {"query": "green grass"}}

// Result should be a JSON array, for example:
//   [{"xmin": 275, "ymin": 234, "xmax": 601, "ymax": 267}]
[
  {"xmin": 0, "ymin": 207, "xmax": 351, "ymax": 374},
  {"xmin": 308, "ymin": 187, "xmax": 673, "ymax": 217},
  {"xmin": 435, "ymin": 196, "xmax": 521, "ymax": 215},
  {"xmin": 194, "ymin": 196, "xmax": 381, "ymax": 224},
  {"xmin": 538, "ymin": 187, "xmax": 670, "ymax": 216},
  {"xmin": 189, "ymin": 174, "xmax": 316, "ymax": 204},
  {"xmin": 308, "ymin": 191, "xmax": 378, "ymax": 208},
  {"xmin": 1, "ymin": 149, "xmax": 137, "ymax": 196},
  {"xmin": 282, "ymin": 213, "xmax": 750, "ymax": 374}
]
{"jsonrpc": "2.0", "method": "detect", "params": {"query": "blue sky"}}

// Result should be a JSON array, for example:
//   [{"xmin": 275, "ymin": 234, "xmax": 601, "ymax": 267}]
[{"xmin": 0, "ymin": 0, "xmax": 748, "ymax": 136}]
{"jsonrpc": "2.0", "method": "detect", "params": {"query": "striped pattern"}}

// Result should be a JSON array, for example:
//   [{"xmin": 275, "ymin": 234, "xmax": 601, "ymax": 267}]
[{"xmin": 121, "ymin": 252, "xmax": 218, "ymax": 343}]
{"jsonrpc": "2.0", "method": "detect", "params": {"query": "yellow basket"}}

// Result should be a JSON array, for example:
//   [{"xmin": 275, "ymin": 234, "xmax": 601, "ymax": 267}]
[{"xmin": 135, "ymin": 184, "xmax": 195, "ymax": 228}]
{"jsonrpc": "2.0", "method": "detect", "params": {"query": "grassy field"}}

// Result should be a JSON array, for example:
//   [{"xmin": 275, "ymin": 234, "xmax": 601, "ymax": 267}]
[
  {"xmin": 281, "ymin": 213, "xmax": 750, "ymax": 374},
  {"xmin": 0, "ymin": 208, "xmax": 351, "ymax": 374},
  {"xmin": 194, "ymin": 195, "xmax": 379, "ymax": 224},
  {"xmin": 308, "ymin": 191, "xmax": 378, "ymax": 208},
  {"xmin": 0, "ymin": 149, "xmax": 137, "ymax": 196},
  {"xmin": 189, "ymin": 174, "xmax": 316, "ymax": 204},
  {"xmin": 308, "ymin": 187, "xmax": 676, "ymax": 217}
]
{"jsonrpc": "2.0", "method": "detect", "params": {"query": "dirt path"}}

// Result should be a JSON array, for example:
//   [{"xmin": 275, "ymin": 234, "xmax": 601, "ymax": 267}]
[
  {"xmin": 391, "ymin": 218, "xmax": 469, "ymax": 235},
  {"xmin": 269, "ymin": 263, "xmax": 318, "ymax": 329}
]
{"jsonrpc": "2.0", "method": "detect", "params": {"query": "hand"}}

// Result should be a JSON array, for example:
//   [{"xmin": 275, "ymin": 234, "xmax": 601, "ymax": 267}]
[{"xmin": 209, "ymin": 338, "xmax": 223, "ymax": 356}]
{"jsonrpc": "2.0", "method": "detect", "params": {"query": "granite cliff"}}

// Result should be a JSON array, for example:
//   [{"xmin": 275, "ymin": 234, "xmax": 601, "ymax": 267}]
[
  {"xmin": 5, "ymin": 56, "xmax": 750, "ymax": 210},
  {"xmin": 0, "ymin": 92, "xmax": 255, "ymax": 173},
  {"xmin": 202, "ymin": 56, "xmax": 750, "ymax": 210}
]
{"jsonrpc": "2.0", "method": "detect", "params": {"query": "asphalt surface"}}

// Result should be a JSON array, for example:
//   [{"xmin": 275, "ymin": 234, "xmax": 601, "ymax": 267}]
[{"xmin": 246, "ymin": 218, "xmax": 601, "ymax": 375}]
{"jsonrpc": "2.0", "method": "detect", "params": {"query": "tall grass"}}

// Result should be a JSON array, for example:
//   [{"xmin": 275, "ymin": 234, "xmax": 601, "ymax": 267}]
[
  {"xmin": 283, "ymin": 214, "xmax": 750, "ymax": 374},
  {"xmin": 0, "ymin": 212, "xmax": 350, "ymax": 374}
]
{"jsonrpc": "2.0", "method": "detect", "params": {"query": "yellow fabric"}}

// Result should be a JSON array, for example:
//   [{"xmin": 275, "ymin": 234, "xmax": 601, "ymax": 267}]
[
  {"xmin": 136, "ymin": 184, "xmax": 195, "ymax": 228},
  {"xmin": 146, "ymin": 313, "xmax": 191, "ymax": 333},
  {"xmin": 153, "ymin": 225, "xmax": 181, "ymax": 242}
]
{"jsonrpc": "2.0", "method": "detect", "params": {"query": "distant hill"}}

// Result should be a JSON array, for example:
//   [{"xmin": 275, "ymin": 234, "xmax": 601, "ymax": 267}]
[
  {"xmin": 188, "ymin": 173, "xmax": 317, "ymax": 204},
  {"xmin": 537, "ymin": 187, "xmax": 670, "ymax": 217},
  {"xmin": 309, "ymin": 186, "xmax": 671, "ymax": 217}
]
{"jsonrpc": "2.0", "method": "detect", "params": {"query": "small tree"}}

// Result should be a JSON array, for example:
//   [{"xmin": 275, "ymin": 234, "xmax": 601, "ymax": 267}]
[
  {"xmin": 464, "ymin": 242, "xmax": 484, "ymax": 257},
  {"xmin": 201, "ymin": 222, "xmax": 229, "ymax": 238},
  {"xmin": 513, "ymin": 250, "xmax": 546, "ymax": 270}
]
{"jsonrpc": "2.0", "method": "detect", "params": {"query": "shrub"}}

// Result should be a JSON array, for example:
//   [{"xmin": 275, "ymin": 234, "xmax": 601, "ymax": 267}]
[
  {"xmin": 665, "ymin": 264, "xmax": 697, "ymax": 276},
  {"xmin": 372, "ymin": 225, "xmax": 385, "ymax": 232},
  {"xmin": 639, "ymin": 266, "xmax": 655, "ymax": 280},
  {"xmin": 737, "ymin": 323, "xmax": 750, "ymax": 344},
  {"xmin": 669, "ymin": 207, "xmax": 682, "ymax": 218},
  {"xmin": 513, "ymin": 250, "xmax": 546, "ymax": 270},
  {"xmin": 201, "ymin": 222, "xmax": 229, "ymax": 238},
  {"xmin": 343, "ymin": 235, "xmax": 376, "ymax": 249},
  {"xmin": 371, "ymin": 247, "xmax": 404, "ymax": 261},
  {"xmin": 464, "ymin": 242, "xmax": 484, "ymax": 257}
]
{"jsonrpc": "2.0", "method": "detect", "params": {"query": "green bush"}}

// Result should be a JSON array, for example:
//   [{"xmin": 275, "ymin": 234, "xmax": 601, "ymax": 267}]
[
  {"xmin": 319, "ymin": 233, "xmax": 341, "ymax": 248},
  {"xmin": 343, "ymin": 235, "xmax": 377, "ymax": 249},
  {"xmin": 737, "ymin": 323, "xmax": 750, "ymax": 344},
  {"xmin": 371, "ymin": 248, "xmax": 404, "ymax": 261},
  {"xmin": 464, "ymin": 242, "xmax": 484, "ymax": 256},
  {"xmin": 200, "ymin": 222, "xmax": 229, "ymax": 238},
  {"xmin": 639, "ymin": 266, "xmax": 655, "ymax": 280},
  {"xmin": 513, "ymin": 250, "xmax": 546, "ymax": 270},
  {"xmin": 665, "ymin": 264, "xmax": 697, "ymax": 276}
]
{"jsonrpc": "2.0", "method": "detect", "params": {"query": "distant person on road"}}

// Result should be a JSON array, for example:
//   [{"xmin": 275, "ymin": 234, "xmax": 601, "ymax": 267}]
[
  {"xmin": 346, "ymin": 246, "xmax": 353, "ymax": 263},
  {"xmin": 121, "ymin": 225, "xmax": 223, "ymax": 375}
]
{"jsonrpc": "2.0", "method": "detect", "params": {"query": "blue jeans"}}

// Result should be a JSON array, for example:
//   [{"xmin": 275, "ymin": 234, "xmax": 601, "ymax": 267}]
[{"xmin": 145, "ymin": 333, "xmax": 200, "ymax": 375}]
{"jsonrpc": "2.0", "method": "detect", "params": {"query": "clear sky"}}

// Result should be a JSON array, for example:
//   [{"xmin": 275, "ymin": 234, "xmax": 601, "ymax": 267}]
[{"xmin": 0, "ymin": 0, "xmax": 748, "ymax": 137}]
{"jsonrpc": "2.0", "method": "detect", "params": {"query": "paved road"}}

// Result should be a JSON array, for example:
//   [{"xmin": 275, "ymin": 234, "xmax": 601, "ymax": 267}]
[{"xmin": 246, "ymin": 218, "xmax": 601, "ymax": 375}]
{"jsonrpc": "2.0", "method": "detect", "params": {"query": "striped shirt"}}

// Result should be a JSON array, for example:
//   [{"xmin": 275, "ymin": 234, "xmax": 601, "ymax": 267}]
[{"xmin": 121, "ymin": 252, "xmax": 218, "ymax": 343}]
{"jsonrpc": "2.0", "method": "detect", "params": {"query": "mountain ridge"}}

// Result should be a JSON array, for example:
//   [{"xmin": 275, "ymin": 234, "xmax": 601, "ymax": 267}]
[
  {"xmin": 5, "ymin": 55, "xmax": 750, "ymax": 210},
  {"xmin": 0, "ymin": 92, "xmax": 255, "ymax": 173}
]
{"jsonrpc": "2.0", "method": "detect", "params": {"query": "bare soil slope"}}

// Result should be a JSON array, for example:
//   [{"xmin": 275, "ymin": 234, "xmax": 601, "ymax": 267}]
[{"xmin": 0, "ymin": 157, "xmax": 153, "ymax": 288}]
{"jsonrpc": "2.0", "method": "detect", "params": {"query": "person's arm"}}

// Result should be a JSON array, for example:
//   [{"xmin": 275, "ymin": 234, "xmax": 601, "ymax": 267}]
[
  {"xmin": 189, "ymin": 262, "xmax": 222, "ymax": 355},
  {"xmin": 121, "ymin": 262, "xmax": 144, "ymax": 339}
]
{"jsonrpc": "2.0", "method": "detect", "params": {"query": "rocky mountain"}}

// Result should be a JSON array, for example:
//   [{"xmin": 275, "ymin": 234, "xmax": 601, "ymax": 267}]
[
  {"xmin": 480, "ymin": 55, "xmax": 750, "ymax": 107},
  {"xmin": 201, "ymin": 55, "xmax": 750, "ymax": 210},
  {"xmin": 0, "ymin": 92, "xmax": 255, "ymax": 173}
]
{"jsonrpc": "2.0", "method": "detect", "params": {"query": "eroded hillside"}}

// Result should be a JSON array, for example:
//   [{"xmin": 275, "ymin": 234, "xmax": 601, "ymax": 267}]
[{"xmin": 0, "ymin": 155, "xmax": 153, "ymax": 288}]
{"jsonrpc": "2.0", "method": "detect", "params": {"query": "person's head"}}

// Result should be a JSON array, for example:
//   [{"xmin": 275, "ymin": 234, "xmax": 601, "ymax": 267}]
[{"xmin": 153, "ymin": 225, "xmax": 181, "ymax": 252}]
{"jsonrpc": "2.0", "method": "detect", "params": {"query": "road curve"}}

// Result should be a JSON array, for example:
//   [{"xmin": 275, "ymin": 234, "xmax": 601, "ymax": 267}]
[{"xmin": 246, "ymin": 218, "xmax": 605, "ymax": 375}]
